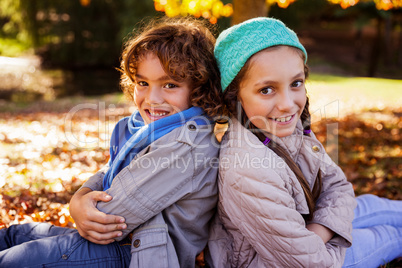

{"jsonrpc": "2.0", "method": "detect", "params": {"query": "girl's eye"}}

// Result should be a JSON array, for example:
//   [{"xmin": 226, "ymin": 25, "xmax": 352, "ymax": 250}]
[
  {"xmin": 137, "ymin": 81, "xmax": 148, "ymax": 87},
  {"xmin": 164, "ymin": 83, "xmax": 178, "ymax": 89},
  {"xmin": 260, "ymin": 87, "xmax": 273, "ymax": 95},
  {"xmin": 292, "ymin": 80, "xmax": 303, "ymax": 88}
]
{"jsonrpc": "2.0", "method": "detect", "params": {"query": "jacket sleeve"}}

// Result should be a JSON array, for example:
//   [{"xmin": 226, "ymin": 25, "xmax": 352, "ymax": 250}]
[
  {"xmin": 96, "ymin": 141, "xmax": 198, "ymax": 240},
  {"xmin": 309, "ymin": 149, "xmax": 356, "ymax": 246},
  {"xmin": 80, "ymin": 164, "xmax": 109, "ymax": 191},
  {"xmin": 220, "ymin": 149, "xmax": 343, "ymax": 268},
  {"xmin": 302, "ymin": 133, "xmax": 356, "ymax": 248}
]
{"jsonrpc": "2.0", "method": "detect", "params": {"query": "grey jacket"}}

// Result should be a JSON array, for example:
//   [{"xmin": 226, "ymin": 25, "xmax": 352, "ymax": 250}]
[
  {"xmin": 207, "ymin": 118, "xmax": 356, "ymax": 268},
  {"xmin": 82, "ymin": 119, "xmax": 220, "ymax": 268}
]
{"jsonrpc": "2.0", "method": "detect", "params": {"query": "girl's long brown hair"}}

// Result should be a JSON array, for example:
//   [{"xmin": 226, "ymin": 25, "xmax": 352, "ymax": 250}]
[{"xmin": 224, "ymin": 46, "xmax": 322, "ymax": 221}]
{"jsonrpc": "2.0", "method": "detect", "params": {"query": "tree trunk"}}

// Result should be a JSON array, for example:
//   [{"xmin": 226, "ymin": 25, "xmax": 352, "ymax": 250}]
[
  {"xmin": 354, "ymin": 28, "xmax": 363, "ymax": 61},
  {"xmin": 231, "ymin": 0, "xmax": 268, "ymax": 25},
  {"xmin": 368, "ymin": 17, "xmax": 383, "ymax": 77},
  {"xmin": 21, "ymin": 0, "xmax": 39, "ymax": 47},
  {"xmin": 398, "ymin": 21, "xmax": 402, "ymax": 66},
  {"xmin": 383, "ymin": 15, "xmax": 392, "ymax": 65}
]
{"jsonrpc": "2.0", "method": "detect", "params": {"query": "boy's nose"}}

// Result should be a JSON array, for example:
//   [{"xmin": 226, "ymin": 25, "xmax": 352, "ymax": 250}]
[{"xmin": 146, "ymin": 87, "xmax": 163, "ymax": 104}]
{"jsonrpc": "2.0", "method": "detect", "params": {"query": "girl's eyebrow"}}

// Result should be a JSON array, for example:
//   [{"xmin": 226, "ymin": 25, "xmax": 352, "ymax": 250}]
[
  {"xmin": 254, "ymin": 71, "xmax": 305, "ymax": 87},
  {"xmin": 254, "ymin": 79, "xmax": 276, "ymax": 88},
  {"xmin": 292, "ymin": 71, "xmax": 305, "ymax": 80},
  {"xmin": 134, "ymin": 73, "xmax": 171, "ymax": 81}
]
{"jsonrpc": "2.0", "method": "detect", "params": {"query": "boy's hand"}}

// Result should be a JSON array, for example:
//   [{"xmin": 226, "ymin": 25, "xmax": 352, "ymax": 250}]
[{"xmin": 69, "ymin": 187, "xmax": 127, "ymax": 245}]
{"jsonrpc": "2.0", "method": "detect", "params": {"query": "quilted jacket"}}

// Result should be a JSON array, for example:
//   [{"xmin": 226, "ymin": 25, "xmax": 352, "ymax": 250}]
[
  {"xmin": 207, "ymin": 118, "xmax": 356, "ymax": 268},
  {"xmin": 82, "ymin": 119, "xmax": 219, "ymax": 268}
]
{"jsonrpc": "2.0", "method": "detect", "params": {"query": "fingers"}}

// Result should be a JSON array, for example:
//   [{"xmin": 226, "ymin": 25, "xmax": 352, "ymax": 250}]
[
  {"xmin": 88, "ymin": 220, "xmax": 127, "ymax": 234},
  {"xmin": 77, "ymin": 222, "xmax": 127, "ymax": 245},
  {"xmin": 77, "ymin": 215, "xmax": 126, "ymax": 235},
  {"xmin": 85, "ymin": 191, "xmax": 112, "ymax": 205},
  {"xmin": 89, "ymin": 191, "xmax": 113, "ymax": 203},
  {"xmin": 78, "ymin": 229, "xmax": 118, "ymax": 245},
  {"xmin": 90, "ymin": 210, "xmax": 126, "ymax": 226},
  {"xmin": 82, "ymin": 191, "xmax": 126, "ymax": 225},
  {"xmin": 70, "ymin": 189, "xmax": 128, "ymax": 245}
]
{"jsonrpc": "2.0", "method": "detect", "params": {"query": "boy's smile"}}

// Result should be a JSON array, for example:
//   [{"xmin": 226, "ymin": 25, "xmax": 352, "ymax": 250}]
[
  {"xmin": 134, "ymin": 53, "xmax": 192, "ymax": 124},
  {"xmin": 238, "ymin": 46, "xmax": 306, "ymax": 138}
]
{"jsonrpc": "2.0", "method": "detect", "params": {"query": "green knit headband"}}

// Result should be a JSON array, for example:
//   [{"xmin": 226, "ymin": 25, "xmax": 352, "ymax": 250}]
[{"xmin": 214, "ymin": 17, "xmax": 307, "ymax": 92}]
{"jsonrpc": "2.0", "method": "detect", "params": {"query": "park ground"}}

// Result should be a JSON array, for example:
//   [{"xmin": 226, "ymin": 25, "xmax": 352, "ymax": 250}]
[
  {"xmin": 1, "ymin": 73, "xmax": 401, "ymax": 224},
  {"xmin": 0, "ymin": 26, "xmax": 401, "ymax": 267}
]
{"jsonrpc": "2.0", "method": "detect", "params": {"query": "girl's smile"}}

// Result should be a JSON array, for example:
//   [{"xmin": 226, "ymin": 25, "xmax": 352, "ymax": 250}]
[
  {"xmin": 270, "ymin": 113, "xmax": 296, "ymax": 123},
  {"xmin": 238, "ymin": 46, "xmax": 307, "ymax": 138},
  {"xmin": 134, "ymin": 53, "xmax": 192, "ymax": 124}
]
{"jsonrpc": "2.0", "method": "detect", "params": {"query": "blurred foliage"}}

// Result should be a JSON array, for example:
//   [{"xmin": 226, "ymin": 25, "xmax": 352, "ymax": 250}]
[
  {"xmin": 154, "ymin": 0, "xmax": 233, "ymax": 24},
  {"xmin": 0, "ymin": 0, "xmax": 158, "ymax": 67},
  {"xmin": 0, "ymin": 102, "xmax": 400, "ymax": 228},
  {"xmin": 328, "ymin": 0, "xmax": 402, "ymax": 10},
  {"xmin": 268, "ymin": 0, "xmax": 402, "ymax": 77},
  {"xmin": 1, "ymin": 0, "xmax": 401, "ymax": 74},
  {"xmin": 0, "ymin": 95, "xmax": 133, "ymax": 228}
]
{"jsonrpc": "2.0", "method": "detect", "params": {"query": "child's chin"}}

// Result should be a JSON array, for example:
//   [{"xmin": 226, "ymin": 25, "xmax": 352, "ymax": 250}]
[{"xmin": 275, "ymin": 128, "xmax": 296, "ymax": 138}]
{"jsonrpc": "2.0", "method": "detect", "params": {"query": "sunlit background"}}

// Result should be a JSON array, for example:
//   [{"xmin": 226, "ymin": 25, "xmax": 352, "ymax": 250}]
[
  {"xmin": 1, "ymin": 0, "xmax": 401, "ymax": 100},
  {"xmin": 0, "ymin": 2, "xmax": 401, "ymax": 258}
]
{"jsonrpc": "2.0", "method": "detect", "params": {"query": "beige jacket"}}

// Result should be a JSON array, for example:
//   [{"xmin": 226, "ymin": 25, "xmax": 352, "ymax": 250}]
[{"xmin": 207, "ymin": 118, "xmax": 356, "ymax": 268}]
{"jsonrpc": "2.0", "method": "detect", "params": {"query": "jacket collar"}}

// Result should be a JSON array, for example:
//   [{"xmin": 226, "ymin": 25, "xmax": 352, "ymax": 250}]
[
  {"xmin": 226, "ymin": 117, "xmax": 313, "ymax": 214},
  {"xmin": 227, "ymin": 118, "xmax": 305, "ymax": 162}
]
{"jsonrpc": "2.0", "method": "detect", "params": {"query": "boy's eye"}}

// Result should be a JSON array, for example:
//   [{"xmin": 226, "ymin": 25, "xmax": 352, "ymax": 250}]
[
  {"xmin": 260, "ymin": 87, "xmax": 273, "ymax": 95},
  {"xmin": 292, "ymin": 80, "xmax": 303, "ymax": 87},
  {"xmin": 137, "ymin": 81, "xmax": 148, "ymax": 87},
  {"xmin": 164, "ymin": 83, "xmax": 178, "ymax": 89}
]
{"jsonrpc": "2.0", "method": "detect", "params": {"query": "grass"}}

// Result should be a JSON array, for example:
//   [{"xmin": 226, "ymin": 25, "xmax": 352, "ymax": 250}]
[
  {"xmin": 1, "ymin": 72, "xmax": 401, "ymax": 116},
  {"xmin": 0, "ymin": 93, "xmax": 128, "ymax": 114},
  {"xmin": 306, "ymin": 73, "xmax": 402, "ymax": 120},
  {"xmin": 0, "ymin": 38, "xmax": 31, "ymax": 57}
]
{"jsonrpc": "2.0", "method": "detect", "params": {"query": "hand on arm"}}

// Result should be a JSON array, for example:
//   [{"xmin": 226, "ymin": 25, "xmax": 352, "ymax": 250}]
[
  {"xmin": 306, "ymin": 223, "xmax": 335, "ymax": 244},
  {"xmin": 69, "ymin": 187, "xmax": 127, "ymax": 245}
]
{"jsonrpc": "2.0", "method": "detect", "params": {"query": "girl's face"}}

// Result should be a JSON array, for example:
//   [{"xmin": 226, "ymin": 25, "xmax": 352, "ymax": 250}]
[
  {"xmin": 238, "ymin": 46, "xmax": 306, "ymax": 138},
  {"xmin": 133, "ymin": 53, "xmax": 192, "ymax": 124}
]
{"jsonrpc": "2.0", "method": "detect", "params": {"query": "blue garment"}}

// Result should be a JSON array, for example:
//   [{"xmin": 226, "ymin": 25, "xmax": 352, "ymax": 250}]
[
  {"xmin": 0, "ymin": 223, "xmax": 131, "ymax": 267},
  {"xmin": 103, "ymin": 106, "xmax": 207, "ymax": 190},
  {"xmin": 343, "ymin": 194, "xmax": 402, "ymax": 268}
]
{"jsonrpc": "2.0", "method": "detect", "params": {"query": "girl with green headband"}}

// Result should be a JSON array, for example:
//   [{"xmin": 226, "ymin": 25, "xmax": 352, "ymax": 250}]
[{"xmin": 207, "ymin": 17, "xmax": 402, "ymax": 268}]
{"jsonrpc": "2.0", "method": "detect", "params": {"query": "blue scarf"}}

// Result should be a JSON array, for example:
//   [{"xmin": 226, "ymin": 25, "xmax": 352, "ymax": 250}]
[{"xmin": 103, "ymin": 106, "xmax": 209, "ymax": 190}]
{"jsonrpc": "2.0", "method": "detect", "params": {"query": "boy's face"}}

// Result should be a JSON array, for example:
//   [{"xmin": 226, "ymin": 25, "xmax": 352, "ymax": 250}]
[
  {"xmin": 133, "ymin": 53, "xmax": 192, "ymax": 124},
  {"xmin": 238, "ymin": 46, "xmax": 306, "ymax": 138}
]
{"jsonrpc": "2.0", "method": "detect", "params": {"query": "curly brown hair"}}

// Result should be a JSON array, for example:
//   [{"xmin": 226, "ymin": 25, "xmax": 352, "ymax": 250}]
[
  {"xmin": 224, "ymin": 46, "xmax": 322, "ymax": 221},
  {"xmin": 119, "ymin": 16, "xmax": 224, "ymax": 118}
]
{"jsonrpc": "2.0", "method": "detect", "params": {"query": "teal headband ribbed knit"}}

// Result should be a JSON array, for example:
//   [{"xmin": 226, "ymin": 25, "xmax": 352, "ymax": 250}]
[{"xmin": 214, "ymin": 17, "xmax": 307, "ymax": 92}]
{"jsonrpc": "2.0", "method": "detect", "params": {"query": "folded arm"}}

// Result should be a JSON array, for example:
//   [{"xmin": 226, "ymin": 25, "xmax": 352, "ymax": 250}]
[
  {"xmin": 69, "ymin": 166, "xmax": 127, "ymax": 244},
  {"xmin": 97, "ymin": 141, "xmax": 198, "ymax": 240}
]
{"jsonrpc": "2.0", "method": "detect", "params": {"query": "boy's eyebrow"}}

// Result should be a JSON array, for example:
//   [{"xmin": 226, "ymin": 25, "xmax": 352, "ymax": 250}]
[{"xmin": 134, "ymin": 73, "xmax": 172, "ymax": 81}]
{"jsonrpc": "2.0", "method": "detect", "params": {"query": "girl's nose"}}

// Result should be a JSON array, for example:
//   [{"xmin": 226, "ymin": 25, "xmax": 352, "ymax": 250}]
[{"xmin": 276, "ymin": 89, "xmax": 293, "ymax": 111}]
